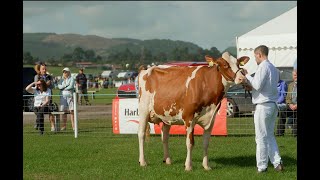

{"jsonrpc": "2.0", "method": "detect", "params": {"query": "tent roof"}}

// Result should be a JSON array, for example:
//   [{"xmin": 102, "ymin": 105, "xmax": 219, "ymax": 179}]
[
  {"xmin": 236, "ymin": 6, "xmax": 297, "ymax": 74},
  {"xmin": 240, "ymin": 6, "xmax": 297, "ymax": 37},
  {"xmin": 237, "ymin": 33, "xmax": 297, "ymax": 50}
]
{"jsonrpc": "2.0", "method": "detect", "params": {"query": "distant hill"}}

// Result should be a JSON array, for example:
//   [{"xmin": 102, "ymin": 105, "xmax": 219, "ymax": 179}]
[
  {"xmin": 23, "ymin": 33, "xmax": 203, "ymax": 60},
  {"xmin": 23, "ymin": 33, "xmax": 129, "ymax": 59}
]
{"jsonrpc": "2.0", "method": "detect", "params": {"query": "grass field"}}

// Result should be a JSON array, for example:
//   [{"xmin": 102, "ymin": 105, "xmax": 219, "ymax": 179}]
[
  {"xmin": 51, "ymin": 87, "xmax": 118, "ymax": 105},
  {"xmin": 23, "ymin": 118, "xmax": 297, "ymax": 179}
]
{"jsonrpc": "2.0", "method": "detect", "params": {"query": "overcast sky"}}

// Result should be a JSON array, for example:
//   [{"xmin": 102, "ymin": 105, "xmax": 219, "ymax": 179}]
[{"xmin": 23, "ymin": 1, "xmax": 297, "ymax": 51}]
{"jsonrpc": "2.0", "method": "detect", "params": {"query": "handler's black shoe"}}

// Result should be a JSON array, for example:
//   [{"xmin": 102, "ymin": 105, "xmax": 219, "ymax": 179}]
[{"xmin": 34, "ymin": 124, "xmax": 39, "ymax": 130}]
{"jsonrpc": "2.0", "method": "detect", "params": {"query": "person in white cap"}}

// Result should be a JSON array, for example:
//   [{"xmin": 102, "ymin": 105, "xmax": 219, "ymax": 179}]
[{"xmin": 58, "ymin": 67, "xmax": 75, "ymax": 131}]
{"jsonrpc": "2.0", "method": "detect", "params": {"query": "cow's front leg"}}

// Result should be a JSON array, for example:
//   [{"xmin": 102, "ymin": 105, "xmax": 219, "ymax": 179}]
[
  {"xmin": 138, "ymin": 114, "xmax": 149, "ymax": 167},
  {"xmin": 202, "ymin": 128, "xmax": 212, "ymax": 170},
  {"xmin": 185, "ymin": 125, "xmax": 194, "ymax": 171},
  {"xmin": 162, "ymin": 123, "xmax": 172, "ymax": 165}
]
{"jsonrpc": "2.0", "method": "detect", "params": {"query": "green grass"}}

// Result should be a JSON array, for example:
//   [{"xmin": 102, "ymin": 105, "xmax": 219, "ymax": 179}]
[{"xmin": 23, "ymin": 118, "xmax": 297, "ymax": 179}]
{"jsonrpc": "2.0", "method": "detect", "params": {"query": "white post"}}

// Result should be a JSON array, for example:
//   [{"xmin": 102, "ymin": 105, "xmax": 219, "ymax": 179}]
[{"xmin": 73, "ymin": 92, "xmax": 78, "ymax": 138}]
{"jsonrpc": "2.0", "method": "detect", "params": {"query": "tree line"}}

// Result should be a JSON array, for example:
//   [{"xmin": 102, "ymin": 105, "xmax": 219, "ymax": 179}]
[{"xmin": 23, "ymin": 46, "xmax": 236, "ymax": 69}]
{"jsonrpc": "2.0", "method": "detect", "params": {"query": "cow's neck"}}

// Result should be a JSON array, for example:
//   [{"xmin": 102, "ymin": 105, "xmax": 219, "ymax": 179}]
[{"xmin": 201, "ymin": 66, "xmax": 226, "ymax": 106}]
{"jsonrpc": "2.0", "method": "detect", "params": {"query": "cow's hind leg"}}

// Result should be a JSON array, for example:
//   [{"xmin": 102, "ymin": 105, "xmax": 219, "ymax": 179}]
[
  {"xmin": 161, "ymin": 123, "xmax": 171, "ymax": 164},
  {"xmin": 138, "ymin": 113, "xmax": 149, "ymax": 167},
  {"xmin": 202, "ymin": 128, "xmax": 212, "ymax": 170}
]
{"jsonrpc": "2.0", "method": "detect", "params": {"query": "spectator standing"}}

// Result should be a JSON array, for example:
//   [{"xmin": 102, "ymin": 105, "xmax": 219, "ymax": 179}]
[
  {"xmin": 76, "ymin": 68, "xmax": 90, "ymax": 105},
  {"xmin": 58, "ymin": 67, "xmax": 75, "ymax": 131},
  {"xmin": 25, "ymin": 79, "xmax": 51, "ymax": 135},
  {"xmin": 109, "ymin": 77, "xmax": 113, "ymax": 88},
  {"xmin": 34, "ymin": 63, "xmax": 55, "ymax": 131},
  {"xmin": 98, "ymin": 77, "xmax": 104, "ymax": 90},
  {"xmin": 277, "ymin": 69, "xmax": 297, "ymax": 136},
  {"xmin": 275, "ymin": 75, "xmax": 288, "ymax": 136},
  {"xmin": 243, "ymin": 45, "xmax": 283, "ymax": 173},
  {"xmin": 277, "ymin": 76, "xmax": 288, "ymax": 111}
]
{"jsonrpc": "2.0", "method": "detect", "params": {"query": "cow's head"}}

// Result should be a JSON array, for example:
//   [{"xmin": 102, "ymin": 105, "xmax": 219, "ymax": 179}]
[{"xmin": 205, "ymin": 52, "xmax": 250, "ymax": 84}]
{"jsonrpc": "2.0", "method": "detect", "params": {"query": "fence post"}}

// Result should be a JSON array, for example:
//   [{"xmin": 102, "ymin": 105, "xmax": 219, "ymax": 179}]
[{"xmin": 73, "ymin": 92, "xmax": 78, "ymax": 138}]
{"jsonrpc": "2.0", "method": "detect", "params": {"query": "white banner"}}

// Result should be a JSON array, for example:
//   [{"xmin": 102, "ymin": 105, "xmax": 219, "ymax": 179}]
[{"xmin": 113, "ymin": 98, "xmax": 155, "ymax": 134}]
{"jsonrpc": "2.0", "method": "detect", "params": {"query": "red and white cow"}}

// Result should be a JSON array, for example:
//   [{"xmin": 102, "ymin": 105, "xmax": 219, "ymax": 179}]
[{"xmin": 137, "ymin": 52, "xmax": 249, "ymax": 171}]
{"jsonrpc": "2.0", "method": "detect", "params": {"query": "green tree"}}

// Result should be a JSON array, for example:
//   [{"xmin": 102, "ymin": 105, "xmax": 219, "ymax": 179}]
[
  {"xmin": 155, "ymin": 52, "xmax": 167, "ymax": 63},
  {"xmin": 96, "ymin": 55, "xmax": 102, "ymax": 61},
  {"xmin": 72, "ymin": 47, "xmax": 85, "ymax": 61},
  {"xmin": 23, "ymin": 52, "xmax": 34, "ymax": 64},
  {"xmin": 222, "ymin": 46, "xmax": 237, "ymax": 57},
  {"xmin": 170, "ymin": 48, "xmax": 181, "ymax": 60},
  {"xmin": 209, "ymin": 47, "xmax": 221, "ymax": 59},
  {"xmin": 180, "ymin": 47, "xmax": 190, "ymax": 60},
  {"xmin": 84, "ymin": 49, "xmax": 96, "ymax": 60},
  {"xmin": 47, "ymin": 57, "xmax": 56, "ymax": 66}
]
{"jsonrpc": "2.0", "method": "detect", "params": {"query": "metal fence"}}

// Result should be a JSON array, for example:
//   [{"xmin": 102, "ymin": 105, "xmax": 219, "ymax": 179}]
[{"xmin": 23, "ymin": 93, "xmax": 297, "ymax": 137}]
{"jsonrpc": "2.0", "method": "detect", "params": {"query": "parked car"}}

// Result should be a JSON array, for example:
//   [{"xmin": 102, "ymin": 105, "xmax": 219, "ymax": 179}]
[
  {"xmin": 116, "ymin": 82, "xmax": 136, "ymax": 98},
  {"xmin": 23, "ymin": 67, "xmax": 37, "ymax": 112},
  {"xmin": 226, "ymin": 84, "xmax": 255, "ymax": 117}
]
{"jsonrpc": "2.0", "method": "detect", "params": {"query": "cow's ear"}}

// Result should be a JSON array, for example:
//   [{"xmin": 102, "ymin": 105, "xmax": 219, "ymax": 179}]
[
  {"xmin": 205, "ymin": 55, "xmax": 217, "ymax": 67},
  {"xmin": 205, "ymin": 55, "xmax": 216, "ymax": 62},
  {"xmin": 238, "ymin": 56, "xmax": 250, "ymax": 66}
]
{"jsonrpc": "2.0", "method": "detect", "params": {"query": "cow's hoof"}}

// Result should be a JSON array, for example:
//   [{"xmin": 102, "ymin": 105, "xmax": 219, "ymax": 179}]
[
  {"xmin": 163, "ymin": 158, "xmax": 172, "ymax": 165},
  {"xmin": 185, "ymin": 166, "xmax": 192, "ymax": 171},
  {"xmin": 139, "ymin": 161, "xmax": 147, "ymax": 167},
  {"xmin": 203, "ymin": 166, "xmax": 212, "ymax": 171}
]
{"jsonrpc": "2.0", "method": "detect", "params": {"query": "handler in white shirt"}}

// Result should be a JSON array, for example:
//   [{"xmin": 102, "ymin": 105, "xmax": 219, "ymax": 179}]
[{"xmin": 243, "ymin": 45, "xmax": 283, "ymax": 173}]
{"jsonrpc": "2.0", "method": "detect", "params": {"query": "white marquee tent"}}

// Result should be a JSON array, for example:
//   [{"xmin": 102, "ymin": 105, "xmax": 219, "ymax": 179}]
[{"xmin": 236, "ymin": 6, "xmax": 297, "ymax": 75}]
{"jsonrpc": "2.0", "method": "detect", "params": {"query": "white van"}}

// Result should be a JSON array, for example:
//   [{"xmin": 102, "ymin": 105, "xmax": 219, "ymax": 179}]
[
  {"xmin": 117, "ymin": 71, "xmax": 137, "ymax": 79},
  {"xmin": 101, "ymin": 70, "xmax": 114, "ymax": 78},
  {"xmin": 117, "ymin": 72, "xmax": 128, "ymax": 79}
]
